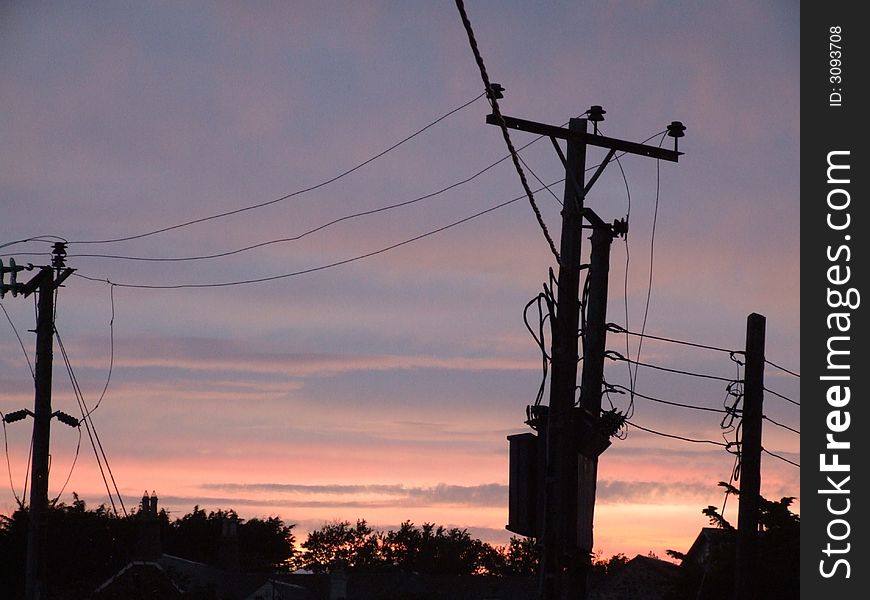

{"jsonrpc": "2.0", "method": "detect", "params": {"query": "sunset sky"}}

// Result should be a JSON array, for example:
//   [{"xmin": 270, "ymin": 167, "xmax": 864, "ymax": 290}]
[{"xmin": 1, "ymin": 1, "xmax": 799, "ymax": 559}]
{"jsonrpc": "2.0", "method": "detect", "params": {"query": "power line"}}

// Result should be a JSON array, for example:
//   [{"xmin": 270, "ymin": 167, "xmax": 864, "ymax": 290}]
[
  {"xmin": 50, "ymin": 426, "xmax": 82, "ymax": 505},
  {"xmin": 762, "ymin": 447, "xmax": 800, "ymax": 468},
  {"xmin": 609, "ymin": 384, "xmax": 729, "ymax": 414},
  {"xmin": 763, "ymin": 386, "xmax": 800, "ymax": 407},
  {"xmin": 762, "ymin": 415, "xmax": 800, "ymax": 435},
  {"xmin": 63, "ymin": 129, "xmax": 657, "ymax": 266},
  {"xmin": 66, "ymin": 133, "xmax": 547, "ymax": 264},
  {"xmin": 0, "ymin": 236, "xmax": 67, "ymax": 252},
  {"xmin": 1, "ymin": 412, "xmax": 24, "ymax": 507},
  {"xmin": 627, "ymin": 132, "xmax": 668, "ymax": 418},
  {"xmin": 454, "ymin": 0, "xmax": 561, "ymax": 264},
  {"xmin": 625, "ymin": 419, "xmax": 727, "ymax": 447},
  {"xmin": 82, "ymin": 283, "xmax": 116, "ymax": 419},
  {"xmin": 606, "ymin": 323, "xmax": 738, "ymax": 354},
  {"xmin": 54, "ymin": 327, "xmax": 127, "ymax": 516},
  {"xmin": 1, "ymin": 302, "xmax": 35, "ymax": 379},
  {"xmin": 605, "ymin": 351, "xmax": 736, "ymax": 383},
  {"xmin": 73, "ymin": 178, "xmax": 565, "ymax": 290},
  {"xmin": 765, "ymin": 359, "xmax": 800, "ymax": 378},
  {"xmin": 68, "ymin": 93, "xmax": 485, "ymax": 245},
  {"xmin": 613, "ymin": 149, "xmax": 637, "ymax": 419}
]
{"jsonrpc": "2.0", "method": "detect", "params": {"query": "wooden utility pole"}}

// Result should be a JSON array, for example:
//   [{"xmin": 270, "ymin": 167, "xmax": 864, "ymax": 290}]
[
  {"xmin": 0, "ymin": 243, "xmax": 75, "ymax": 600},
  {"xmin": 575, "ymin": 226, "xmax": 613, "ymax": 596},
  {"xmin": 489, "ymin": 110, "xmax": 683, "ymax": 600},
  {"xmin": 539, "ymin": 117, "xmax": 588, "ymax": 600},
  {"xmin": 734, "ymin": 312, "xmax": 766, "ymax": 600},
  {"xmin": 25, "ymin": 267, "xmax": 57, "ymax": 600}
]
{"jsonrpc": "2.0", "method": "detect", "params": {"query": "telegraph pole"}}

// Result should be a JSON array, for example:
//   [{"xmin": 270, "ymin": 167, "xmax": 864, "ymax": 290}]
[
  {"xmin": 25, "ymin": 266, "xmax": 57, "ymax": 600},
  {"xmin": 734, "ymin": 313, "xmax": 766, "ymax": 600},
  {"xmin": 575, "ymin": 226, "xmax": 613, "ymax": 597},
  {"xmin": 491, "ymin": 109, "xmax": 683, "ymax": 599},
  {"xmin": 540, "ymin": 117, "xmax": 587, "ymax": 600},
  {"xmin": 2, "ymin": 243, "xmax": 74, "ymax": 600}
]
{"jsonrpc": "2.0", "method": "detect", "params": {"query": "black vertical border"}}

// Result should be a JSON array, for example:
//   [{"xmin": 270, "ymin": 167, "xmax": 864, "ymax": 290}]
[{"xmin": 801, "ymin": 2, "xmax": 868, "ymax": 597}]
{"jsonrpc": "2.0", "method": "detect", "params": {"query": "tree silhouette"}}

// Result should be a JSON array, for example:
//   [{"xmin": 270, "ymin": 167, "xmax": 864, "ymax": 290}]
[
  {"xmin": 297, "ymin": 520, "xmax": 505, "ymax": 575},
  {"xmin": 0, "ymin": 498, "xmax": 296, "ymax": 597},
  {"xmin": 297, "ymin": 519, "xmax": 382, "ymax": 573},
  {"xmin": 666, "ymin": 482, "xmax": 799, "ymax": 600},
  {"xmin": 497, "ymin": 536, "xmax": 539, "ymax": 576}
]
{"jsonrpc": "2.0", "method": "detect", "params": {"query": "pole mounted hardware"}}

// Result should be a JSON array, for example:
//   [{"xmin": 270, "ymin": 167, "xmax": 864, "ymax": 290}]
[
  {"xmin": 486, "ymin": 111, "xmax": 683, "ymax": 162},
  {"xmin": 496, "ymin": 105, "xmax": 684, "ymax": 600},
  {"xmin": 3, "ymin": 409, "xmax": 34, "ymax": 423},
  {"xmin": 667, "ymin": 121, "xmax": 686, "ymax": 154},
  {"xmin": 3, "ymin": 242, "xmax": 77, "ymax": 600},
  {"xmin": 52, "ymin": 411, "xmax": 81, "ymax": 428},
  {"xmin": 0, "ymin": 258, "xmax": 36, "ymax": 298},
  {"xmin": 585, "ymin": 105, "xmax": 606, "ymax": 134},
  {"xmin": 487, "ymin": 82, "xmax": 505, "ymax": 100}
]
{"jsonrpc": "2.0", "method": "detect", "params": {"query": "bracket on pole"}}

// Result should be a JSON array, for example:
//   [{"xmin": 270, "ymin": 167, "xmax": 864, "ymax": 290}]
[{"xmin": 486, "ymin": 113, "xmax": 683, "ymax": 162}]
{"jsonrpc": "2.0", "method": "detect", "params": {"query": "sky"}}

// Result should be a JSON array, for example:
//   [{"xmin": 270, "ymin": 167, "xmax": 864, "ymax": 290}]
[{"xmin": 1, "ymin": 1, "xmax": 799, "ymax": 559}]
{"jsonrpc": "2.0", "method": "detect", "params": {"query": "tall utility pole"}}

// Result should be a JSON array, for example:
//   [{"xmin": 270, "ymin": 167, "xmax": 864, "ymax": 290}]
[
  {"xmin": 490, "ymin": 110, "xmax": 682, "ymax": 599},
  {"xmin": 734, "ymin": 313, "xmax": 766, "ymax": 600},
  {"xmin": 575, "ymin": 225, "xmax": 613, "ymax": 596},
  {"xmin": 2, "ymin": 244, "xmax": 74, "ymax": 600}
]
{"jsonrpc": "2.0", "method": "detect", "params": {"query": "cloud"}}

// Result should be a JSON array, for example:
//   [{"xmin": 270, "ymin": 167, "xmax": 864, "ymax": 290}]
[
  {"xmin": 199, "ymin": 482, "xmax": 507, "ymax": 508},
  {"xmin": 59, "ymin": 335, "xmax": 539, "ymax": 377}
]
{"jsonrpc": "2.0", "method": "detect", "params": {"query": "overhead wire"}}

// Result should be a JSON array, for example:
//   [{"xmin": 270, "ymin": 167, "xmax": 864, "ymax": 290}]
[
  {"xmin": 73, "ymin": 177, "xmax": 566, "ymax": 290},
  {"xmin": 763, "ymin": 386, "xmax": 800, "ymax": 407},
  {"xmin": 1, "ymin": 302, "xmax": 35, "ymax": 379},
  {"xmin": 67, "ymin": 133, "xmax": 549, "ymax": 264},
  {"xmin": 612, "ymin": 150, "xmax": 638, "ymax": 419},
  {"xmin": 625, "ymin": 419, "xmax": 727, "ymax": 447},
  {"xmin": 762, "ymin": 447, "xmax": 800, "ymax": 468},
  {"xmin": 0, "ymin": 236, "xmax": 67, "ymax": 252},
  {"xmin": 50, "ymin": 426, "xmax": 82, "ymax": 505},
  {"xmin": 765, "ymin": 359, "xmax": 800, "ymax": 378},
  {"xmin": 54, "ymin": 326, "xmax": 127, "ymax": 516},
  {"xmin": 627, "ymin": 132, "xmax": 668, "ymax": 418},
  {"xmin": 762, "ymin": 415, "xmax": 800, "ymax": 435},
  {"xmin": 55, "ymin": 327, "xmax": 117, "ymax": 514},
  {"xmin": 82, "ymin": 283, "xmax": 116, "ymax": 419},
  {"xmin": 67, "ymin": 93, "xmax": 486, "ymax": 246},
  {"xmin": 454, "ymin": 0, "xmax": 561, "ymax": 264},
  {"xmin": 608, "ymin": 384, "xmax": 729, "ymax": 414},
  {"xmin": 605, "ymin": 351, "xmax": 735, "ymax": 383},
  {"xmin": 64, "ymin": 127, "xmax": 658, "ymax": 267},
  {"xmin": 606, "ymin": 323, "xmax": 738, "ymax": 354},
  {"xmin": 1, "ymin": 412, "xmax": 24, "ymax": 508}
]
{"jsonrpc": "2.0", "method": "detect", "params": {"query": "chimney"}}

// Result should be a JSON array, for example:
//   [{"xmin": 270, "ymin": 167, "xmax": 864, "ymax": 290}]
[
  {"xmin": 218, "ymin": 514, "xmax": 240, "ymax": 572},
  {"xmin": 329, "ymin": 566, "xmax": 347, "ymax": 600},
  {"xmin": 134, "ymin": 489, "xmax": 161, "ymax": 561}
]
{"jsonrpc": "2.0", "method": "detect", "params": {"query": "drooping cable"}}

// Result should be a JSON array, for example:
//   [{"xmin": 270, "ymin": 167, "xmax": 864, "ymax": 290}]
[
  {"xmin": 625, "ymin": 419, "xmax": 727, "ymax": 447},
  {"xmin": 50, "ymin": 426, "xmax": 82, "ymax": 505},
  {"xmin": 762, "ymin": 415, "xmax": 800, "ymax": 435},
  {"xmin": 1, "ymin": 412, "xmax": 24, "ymax": 507},
  {"xmin": 608, "ymin": 384, "xmax": 729, "ymax": 414},
  {"xmin": 68, "ymin": 133, "xmax": 547, "ymax": 264},
  {"xmin": 454, "ymin": 0, "xmax": 561, "ymax": 264},
  {"xmin": 763, "ymin": 386, "xmax": 800, "ymax": 407},
  {"xmin": 82, "ymin": 283, "xmax": 115, "ymax": 419},
  {"xmin": 70, "ymin": 93, "xmax": 486, "ymax": 245},
  {"xmin": 761, "ymin": 447, "xmax": 800, "ymax": 468},
  {"xmin": 764, "ymin": 359, "xmax": 800, "ymax": 378},
  {"xmin": 605, "ymin": 351, "xmax": 735, "ymax": 383},
  {"xmin": 1, "ymin": 302, "xmax": 35, "ymax": 379},
  {"xmin": 606, "ymin": 323, "xmax": 738, "ymax": 354},
  {"xmin": 54, "ymin": 327, "xmax": 127, "ymax": 515},
  {"xmin": 73, "ymin": 178, "xmax": 565, "ymax": 290}
]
